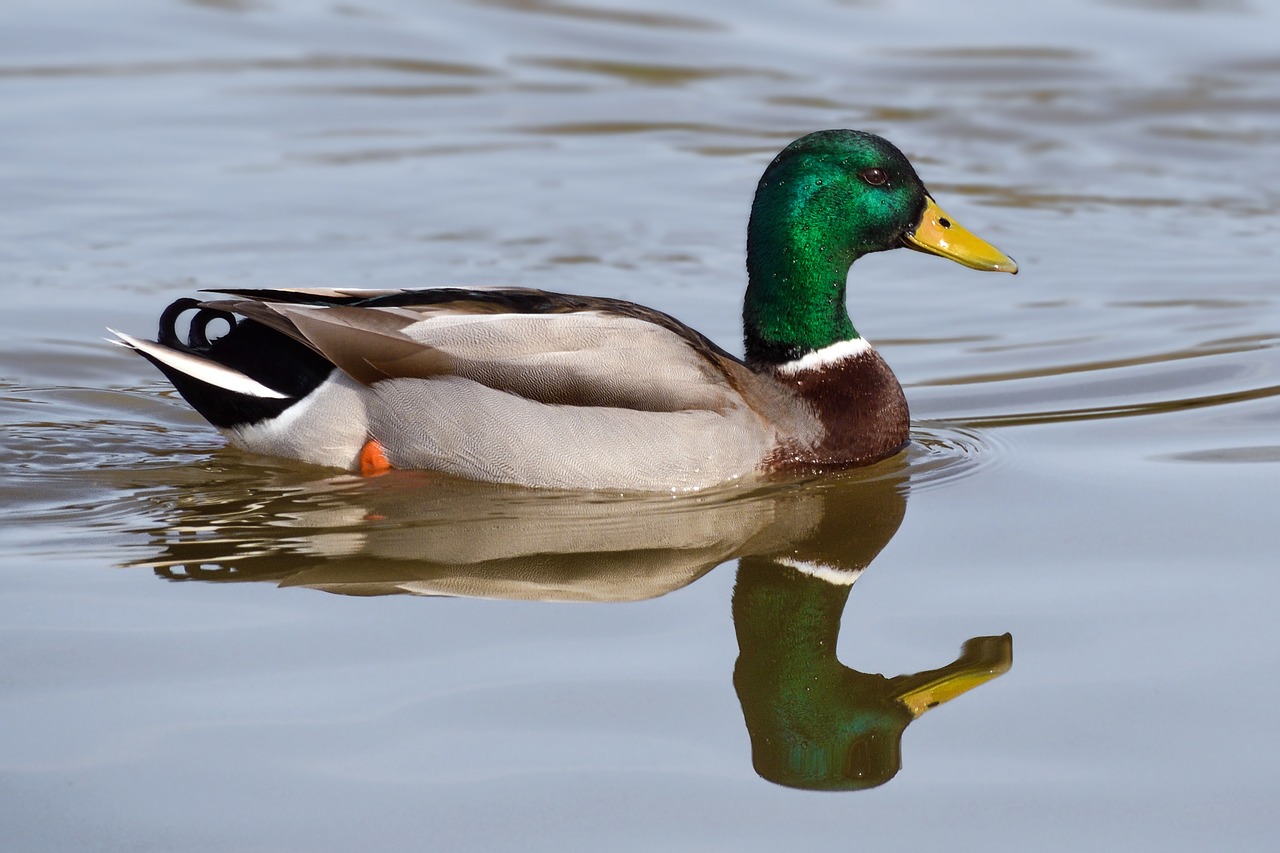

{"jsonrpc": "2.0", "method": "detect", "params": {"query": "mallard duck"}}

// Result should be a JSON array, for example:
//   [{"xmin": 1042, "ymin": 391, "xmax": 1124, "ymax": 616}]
[{"xmin": 113, "ymin": 130, "xmax": 1016, "ymax": 491}]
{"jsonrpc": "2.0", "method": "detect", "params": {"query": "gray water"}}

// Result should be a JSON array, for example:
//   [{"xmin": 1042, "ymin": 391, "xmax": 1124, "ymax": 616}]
[{"xmin": 3, "ymin": 0, "xmax": 1280, "ymax": 850}]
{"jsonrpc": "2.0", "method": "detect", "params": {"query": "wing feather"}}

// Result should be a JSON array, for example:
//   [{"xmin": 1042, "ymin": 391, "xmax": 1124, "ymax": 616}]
[{"xmin": 202, "ymin": 288, "xmax": 751, "ymax": 413}]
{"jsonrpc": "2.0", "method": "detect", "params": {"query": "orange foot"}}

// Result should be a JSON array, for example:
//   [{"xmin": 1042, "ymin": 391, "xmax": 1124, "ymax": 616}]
[{"xmin": 358, "ymin": 437, "xmax": 393, "ymax": 477}]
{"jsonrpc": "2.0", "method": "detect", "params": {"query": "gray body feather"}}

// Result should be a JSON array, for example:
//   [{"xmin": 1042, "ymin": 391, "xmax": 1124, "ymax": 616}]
[{"xmin": 204, "ymin": 290, "xmax": 830, "ymax": 491}]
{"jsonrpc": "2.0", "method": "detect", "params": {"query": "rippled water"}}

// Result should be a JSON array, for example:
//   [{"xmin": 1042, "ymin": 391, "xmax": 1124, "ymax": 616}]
[{"xmin": 4, "ymin": 0, "xmax": 1280, "ymax": 849}]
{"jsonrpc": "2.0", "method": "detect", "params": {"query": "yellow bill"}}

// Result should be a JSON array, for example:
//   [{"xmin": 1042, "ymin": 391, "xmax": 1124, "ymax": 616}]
[
  {"xmin": 904, "ymin": 196, "xmax": 1018, "ymax": 274},
  {"xmin": 892, "ymin": 633, "xmax": 1013, "ymax": 718}
]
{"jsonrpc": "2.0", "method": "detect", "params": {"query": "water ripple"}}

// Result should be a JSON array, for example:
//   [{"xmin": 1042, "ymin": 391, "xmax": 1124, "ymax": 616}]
[{"xmin": 903, "ymin": 423, "xmax": 1010, "ymax": 490}]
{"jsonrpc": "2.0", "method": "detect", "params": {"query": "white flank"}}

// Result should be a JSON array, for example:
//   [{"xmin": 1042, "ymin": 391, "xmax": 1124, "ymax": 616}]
[
  {"xmin": 223, "ymin": 379, "xmax": 320, "ymax": 442},
  {"xmin": 775, "ymin": 337, "xmax": 873, "ymax": 375},
  {"xmin": 108, "ymin": 329, "xmax": 289, "ymax": 399},
  {"xmin": 221, "ymin": 372, "xmax": 369, "ymax": 469},
  {"xmin": 776, "ymin": 557, "xmax": 865, "ymax": 586}
]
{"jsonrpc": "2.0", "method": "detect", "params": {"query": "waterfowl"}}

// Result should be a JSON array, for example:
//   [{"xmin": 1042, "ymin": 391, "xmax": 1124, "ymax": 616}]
[{"xmin": 114, "ymin": 129, "xmax": 1016, "ymax": 492}]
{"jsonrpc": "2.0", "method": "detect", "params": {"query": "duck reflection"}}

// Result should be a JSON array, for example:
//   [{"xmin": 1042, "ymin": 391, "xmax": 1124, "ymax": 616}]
[
  {"xmin": 735, "ymin": 560, "xmax": 1010, "ymax": 790},
  {"xmin": 132, "ymin": 458, "xmax": 1010, "ymax": 790},
  {"xmin": 730, "ymin": 470, "xmax": 1011, "ymax": 790},
  {"xmin": 143, "ymin": 467, "xmax": 802, "ymax": 599}
]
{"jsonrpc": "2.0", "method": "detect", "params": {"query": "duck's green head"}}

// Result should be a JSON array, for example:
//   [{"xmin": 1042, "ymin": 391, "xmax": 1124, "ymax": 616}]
[{"xmin": 744, "ymin": 129, "xmax": 1017, "ymax": 365}]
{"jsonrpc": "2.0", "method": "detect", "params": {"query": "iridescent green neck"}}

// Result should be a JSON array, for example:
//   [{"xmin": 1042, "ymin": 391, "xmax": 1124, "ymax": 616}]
[
  {"xmin": 743, "ymin": 211, "xmax": 860, "ymax": 365},
  {"xmin": 740, "ymin": 129, "xmax": 934, "ymax": 367},
  {"xmin": 742, "ymin": 160, "xmax": 876, "ymax": 366}
]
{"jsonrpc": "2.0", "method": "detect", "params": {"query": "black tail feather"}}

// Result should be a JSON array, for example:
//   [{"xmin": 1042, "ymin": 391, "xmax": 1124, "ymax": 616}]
[{"xmin": 148, "ymin": 299, "xmax": 335, "ymax": 429}]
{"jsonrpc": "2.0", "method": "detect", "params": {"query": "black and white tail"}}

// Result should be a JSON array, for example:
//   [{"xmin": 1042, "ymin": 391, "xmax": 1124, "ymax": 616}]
[{"xmin": 110, "ymin": 298, "xmax": 334, "ymax": 429}]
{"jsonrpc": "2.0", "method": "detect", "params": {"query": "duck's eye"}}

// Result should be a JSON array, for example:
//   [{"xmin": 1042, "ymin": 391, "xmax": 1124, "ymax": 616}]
[{"xmin": 859, "ymin": 167, "xmax": 889, "ymax": 187}]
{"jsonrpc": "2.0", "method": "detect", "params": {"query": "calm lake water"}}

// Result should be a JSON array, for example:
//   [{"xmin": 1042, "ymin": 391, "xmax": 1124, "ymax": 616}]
[{"xmin": 4, "ymin": 0, "xmax": 1280, "ymax": 849}]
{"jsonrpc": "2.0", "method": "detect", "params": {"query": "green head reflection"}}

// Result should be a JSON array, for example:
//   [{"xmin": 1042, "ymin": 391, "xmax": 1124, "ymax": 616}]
[
  {"xmin": 733, "ymin": 557, "xmax": 1011, "ymax": 790},
  {"xmin": 731, "ymin": 472, "xmax": 1012, "ymax": 791}
]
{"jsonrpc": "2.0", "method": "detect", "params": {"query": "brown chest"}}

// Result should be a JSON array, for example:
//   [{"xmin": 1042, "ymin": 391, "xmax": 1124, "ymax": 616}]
[{"xmin": 765, "ymin": 351, "xmax": 910, "ymax": 472}]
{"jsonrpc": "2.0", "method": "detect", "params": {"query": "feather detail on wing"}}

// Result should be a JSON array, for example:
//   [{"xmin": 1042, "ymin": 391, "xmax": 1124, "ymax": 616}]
[{"xmin": 203, "ymin": 288, "xmax": 752, "ymax": 413}]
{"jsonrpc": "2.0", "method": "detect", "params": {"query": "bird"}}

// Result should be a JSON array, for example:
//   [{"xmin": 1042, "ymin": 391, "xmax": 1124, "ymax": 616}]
[{"xmin": 113, "ymin": 129, "xmax": 1016, "ymax": 492}]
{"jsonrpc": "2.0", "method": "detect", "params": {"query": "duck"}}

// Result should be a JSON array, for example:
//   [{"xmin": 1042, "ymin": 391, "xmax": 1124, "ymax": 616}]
[{"xmin": 113, "ymin": 129, "xmax": 1016, "ymax": 492}]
